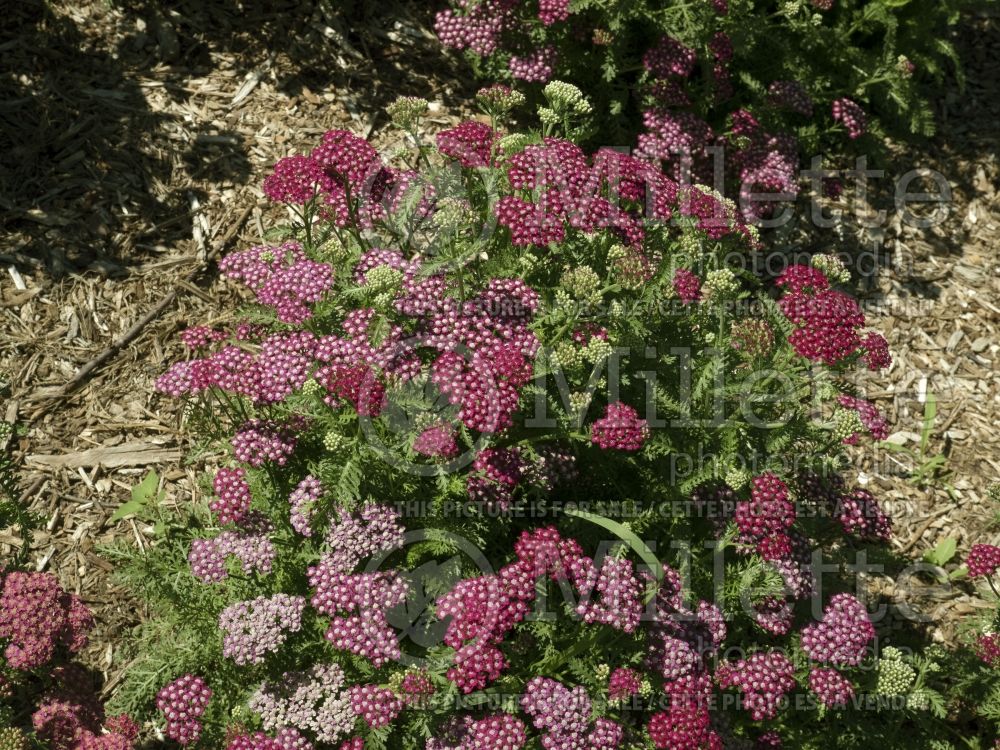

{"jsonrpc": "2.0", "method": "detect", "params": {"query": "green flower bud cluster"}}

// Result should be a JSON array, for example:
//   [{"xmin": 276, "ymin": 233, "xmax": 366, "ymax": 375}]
[
  {"xmin": 811, "ymin": 253, "xmax": 851, "ymax": 284},
  {"xmin": 609, "ymin": 301, "xmax": 626, "ymax": 320},
  {"xmin": 497, "ymin": 133, "xmax": 534, "ymax": 156},
  {"xmin": 318, "ymin": 235, "xmax": 350, "ymax": 262},
  {"xmin": 551, "ymin": 342, "xmax": 584, "ymax": 370},
  {"xmin": 538, "ymin": 107, "xmax": 561, "ymax": 127},
  {"xmin": 432, "ymin": 198, "xmax": 477, "ymax": 237},
  {"xmin": 568, "ymin": 391, "xmax": 592, "ymax": 416},
  {"xmin": 373, "ymin": 292, "xmax": 395, "ymax": 311},
  {"xmin": 877, "ymin": 650, "xmax": 916, "ymax": 696},
  {"xmin": 610, "ymin": 252, "xmax": 649, "ymax": 291},
  {"xmin": 907, "ymin": 688, "xmax": 931, "ymax": 711},
  {"xmin": 583, "ymin": 338, "xmax": 613, "ymax": 364},
  {"xmin": 560, "ymin": 265, "xmax": 602, "ymax": 304},
  {"xmin": 323, "ymin": 430, "xmax": 347, "ymax": 453},
  {"xmin": 595, "ymin": 663, "xmax": 611, "ymax": 681},
  {"xmin": 365, "ymin": 264, "xmax": 404, "ymax": 292},
  {"xmin": 476, "ymin": 85, "xmax": 526, "ymax": 117},
  {"xmin": 301, "ymin": 378, "xmax": 322, "ymax": 397},
  {"xmin": 638, "ymin": 679, "xmax": 653, "ymax": 697},
  {"xmin": 387, "ymin": 95, "xmax": 429, "ymax": 129},
  {"xmin": 0, "ymin": 727, "xmax": 29, "ymax": 750},
  {"xmin": 543, "ymin": 81, "xmax": 592, "ymax": 116},
  {"xmin": 607, "ymin": 244, "xmax": 628, "ymax": 263},
  {"xmin": 702, "ymin": 268, "xmax": 739, "ymax": 301},
  {"xmin": 519, "ymin": 252, "xmax": 538, "ymax": 272},
  {"xmin": 386, "ymin": 671, "xmax": 405, "ymax": 693},
  {"xmin": 832, "ymin": 408, "xmax": 864, "ymax": 443},
  {"xmin": 725, "ymin": 467, "xmax": 752, "ymax": 492},
  {"xmin": 678, "ymin": 231, "xmax": 703, "ymax": 256}
]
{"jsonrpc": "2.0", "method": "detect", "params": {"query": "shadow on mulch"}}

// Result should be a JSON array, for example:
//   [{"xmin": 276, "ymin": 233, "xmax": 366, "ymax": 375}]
[{"xmin": 0, "ymin": 0, "xmax": 474, "ymax": 277}]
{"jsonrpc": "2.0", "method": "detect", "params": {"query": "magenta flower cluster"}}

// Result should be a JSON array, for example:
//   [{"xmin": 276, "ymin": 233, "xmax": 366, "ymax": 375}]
[
  {"xmin": 521, "ymin": 677, "xmax": 622, "ymax": 749},
  {"xmin": 808, "ymin": 667, "xmax": 855, "ymax": 708},
  {"xmin": 800, "ymin": 593, "xmax": 875, "ymax": 666},
  {"xmin": 967, "ymin": 544, "xmax": 1000, "ymax": 579},
  {"xmin": 590, "ymin": 402, "xmax": 650, "ymax": 452},
  {"xmin": 777, "ymin": 265, "xmax": 886, "ymax": 367},
  {"xmin": 156, "ymin": 674, "xmax": 212, "ymax": 745},
  {"xmin": 0, "ymin": 571, "xmax": 93, "ymax": 670},
  {"xmin": 219, "ymin": 242, "xmax": 333, "ymax": 325},
  {"xmin": 715, "ymin": 651, "xmax": 797, "ymax": 720}
]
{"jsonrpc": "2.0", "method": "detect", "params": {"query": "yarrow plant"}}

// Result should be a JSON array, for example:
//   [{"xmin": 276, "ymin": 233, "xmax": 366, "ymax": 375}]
[
  {"xmin": 433, "ymin": 0, "xmax": 973, "ymax": 222},
  {"xmin": 105, "ymin": 91, "xmax": 999, "ymax": 749}
]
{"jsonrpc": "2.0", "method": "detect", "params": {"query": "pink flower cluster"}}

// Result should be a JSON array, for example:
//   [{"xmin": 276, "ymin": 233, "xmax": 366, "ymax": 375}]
[
  {"xmin": 495, "ymin": 134, "xmax": 741, "ymax": 250},
  {"xmin": 28, "ymin": 664, "xmax": 138, "ymax": 750},
  {"xmin": 672, "ymin": 269, "xmax": 702, "ymax": 304},
  {"xmin": 219, "ymin": 242, "xmax": 333, "ymax": 324},
  {"xmin": 436, "ymin": 121, "xmax": 497, "ymax": 168},
  {"xmin": 509, "ymin": 46, "xmax": 557, "ymax": 82},
  {"xmin": 590, "ymin": 402, "xmax": 649, "ymax": 452},
  {"xmin": 607, "ymin": 667, "xmax": 642, "ymax": 702},
  {"xmin": 225, "ymin": 730, "xmax": 313, "ymax": 750},
  {"xmin": 289, "ymin": 474, "xmax": 323, "ymax": 536},
  {"xmin": 646, "ymin": 568, "xmax": 726, "ymax": 683},
  {"xmin": 157, "ymin": 331, "xmax": 318, "ymax": 405},
  {"xmin": 767, "ymin": 80, "xmax": 814, "ymax": 116},
  {"xmin": 800, "ymin": 593, "xmax": 875, "ymax": 666},
  {"xmin": 966, "ymin": 544, "xmax": 1000, "ymax": 579},
  {"xmin": 219, "ymin": 594, "xmax": 306, "ymax": 665},
  {"xmin": 808, "ymin": 667, "xmax": 855, "ymax": 708},
  {"xmin": 231, "ymin": 418, "xmax": 301, "ymax": 467},
  {"xmin": 434, "ymin": 0, "xmax": 516, "ymax": 56},
  {"xmin": 834, "ymin": 488, "xmax": 892, "ymax": 542},
  {"xmin": 249, "ymin": 664, "xmax": 354, "ymax": 745},
  {"xmin": 521, "ymin": 677, "xmax": 622, "ymax": 749},
  {"xmin": 860, "ymin": 331, "xmax": 892, "ymax": 370},
  {"xmin": 308, "ymin": 505, "xmax": 407, "ymax": 666},
  {"xmin": 349, "ymin": 684, "xmax": 402, "ymax": 729},
  {"xmin": 537, "ymin": 0, "xmax": 569, "ymax": 25},
  {"xmin": 260, "ymin": 128, "xmax": 415, "ymax": 233},
  {"xmin": 571, "ymin": 556, "xmax": 644, "ymax": 632},
  {"xmin": 263, "ymin": 155, "xmax": 325, "ymax": 205},
  {"xmin": 644, "ymin": 36, "xmax": 698, "ymax": 79},
  {"xmin": 733, "ymin": 472, "xmax": 796, "ymax": 545},
  {"xmin": 832, "ymin": 98, "xmax": 868, "ymax": 139},
  {"xmin": 426, "ymin": 714, "xmax": 527, "ymax": 750},
  {"xmin": 975, "ymin": 633, "xmax": 1000, "ymax": 667},
  {"xmin": 715, "ymin": 651, "xmax": 796, "ymax": 720},
  {"xmin": 437, "ymin": 527, "xmax": 618, "ymax": 692},
  {"xmin": 0, "ymin": 571, "xmax": 93, "ymax": 670},
  {"xmin": 467, "ymin": 447, "xmax": 527, "ymax": 511},
  {"xmin": 211, "ymin": 466, "xmax": 253, "ymax": 524},
  {"xmin": 189, "ymin": 523, "xmax": 276, "ymax": 583},
  {"xmin": 156, "ymin": 674, "xmax": 212, "ymax": 745},
  {"xmin": 413, "ymin": 424, "xmax": 460, "ymax": 459},
  {"xmin": 180, "ymin": 325, "xmax": 227, "ymax": 349}
]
